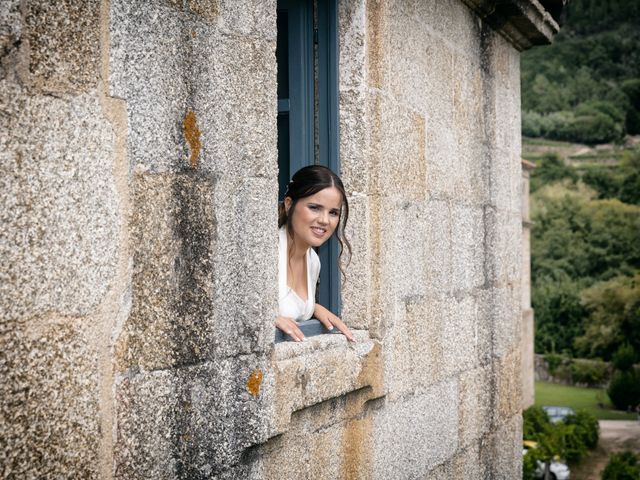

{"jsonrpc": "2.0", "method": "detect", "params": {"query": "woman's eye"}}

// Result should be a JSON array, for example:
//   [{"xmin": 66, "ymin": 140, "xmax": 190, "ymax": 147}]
[
  {"xmin": 330, "ymin": 210, "xmax": 339, "ymax": 217},
  {"xmin": 308, "ymin": 205, "xmax": 319, "ymax": 210}
]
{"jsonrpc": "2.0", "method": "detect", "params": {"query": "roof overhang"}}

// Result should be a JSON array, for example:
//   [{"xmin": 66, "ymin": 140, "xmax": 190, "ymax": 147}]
[{"xmin": 461, "ymin": 0, "xmax": 563, "ymax": 51}]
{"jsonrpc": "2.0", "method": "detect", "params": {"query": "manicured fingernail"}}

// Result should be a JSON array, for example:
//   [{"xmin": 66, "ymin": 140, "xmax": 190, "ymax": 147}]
[{"xmin": 328, "ymin": 326, "xmax": 334, "ymax": 330}]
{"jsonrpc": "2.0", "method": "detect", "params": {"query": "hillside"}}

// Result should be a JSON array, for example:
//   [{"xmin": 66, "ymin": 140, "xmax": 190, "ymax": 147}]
[{"xmin": 521, "ymin": 0, "xmax": 640, "ymax": 144}]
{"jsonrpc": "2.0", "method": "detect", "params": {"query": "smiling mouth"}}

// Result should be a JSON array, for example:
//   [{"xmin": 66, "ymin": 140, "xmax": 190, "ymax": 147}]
[{"xmin": 311, "ymin": 226, "xmax": 326, "ymax": 237}]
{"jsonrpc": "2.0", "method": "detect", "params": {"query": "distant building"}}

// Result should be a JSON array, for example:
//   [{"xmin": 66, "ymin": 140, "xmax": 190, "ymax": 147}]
[
  {"xmin": 522, "ymin": 159, "xmax": 536, "ymax": 409},
  {"xmin": 1, "ymin": 0, "xmax": 560, "ymax": 478}
]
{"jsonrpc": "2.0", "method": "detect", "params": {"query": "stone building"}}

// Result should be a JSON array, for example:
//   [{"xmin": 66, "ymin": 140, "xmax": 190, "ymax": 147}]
[{"xmin": 1, "ymin": 0, "xmax": 560, "ymax": 478}]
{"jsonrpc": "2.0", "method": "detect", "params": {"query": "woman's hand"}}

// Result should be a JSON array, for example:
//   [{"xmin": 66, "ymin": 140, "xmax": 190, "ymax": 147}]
[
  {"xmin": 276, "ymin": 316, "xmax": 306, "ymax": 342},
  {"xmin": 314, "ymin": 303, "xmax": 355, "ymax": 343}
]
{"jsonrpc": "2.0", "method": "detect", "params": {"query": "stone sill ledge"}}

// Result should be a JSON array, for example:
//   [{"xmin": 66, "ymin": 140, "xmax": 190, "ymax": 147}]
[
  {"xmin": 271, "ymin": 330, "xmax": 384, "ymax": 434},
  {"xmin": 273, "ymin": 329, "xmax": 372, "ymax": 360},
  {"xmin": 461, "ymin": 0, "xmax": 560, "ymax": 51}
]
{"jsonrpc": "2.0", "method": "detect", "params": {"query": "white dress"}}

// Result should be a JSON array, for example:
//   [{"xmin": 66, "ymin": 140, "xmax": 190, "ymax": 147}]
[{"xmin": 278, "ymin": 226, "xmax": 320, "ymax": 321}]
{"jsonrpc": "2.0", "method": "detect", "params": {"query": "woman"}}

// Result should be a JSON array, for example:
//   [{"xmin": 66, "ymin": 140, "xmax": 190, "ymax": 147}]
[{"xmin": 276, "ymin": 165, "xmax": 355, "ymax": 343}]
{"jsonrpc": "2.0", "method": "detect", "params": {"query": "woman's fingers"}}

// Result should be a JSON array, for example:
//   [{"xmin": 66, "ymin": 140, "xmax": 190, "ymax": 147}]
[
  {"xmin": 316, "ymin": 315, "xmax": 334, "ymax": 332},
  {"xmin": 329, "ymin": 315, "xmax": 355, "ymax": 343},
  {"xmin": 275, "ymin": 316, "xmax": 305, "ymax": 342}
]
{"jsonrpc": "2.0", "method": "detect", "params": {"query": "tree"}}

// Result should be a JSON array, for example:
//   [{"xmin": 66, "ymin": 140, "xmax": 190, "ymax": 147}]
[
  {"xmin": 521, "ymin": 1, "xmax": 640, "ymax": 140},
  {"xmin": 575, "ymin": 273, "xmax": 640, "ymax": 360},
  {"xmin": 621, "ymin": 78, "xmax": 640, "ymax": 134},
  {"xmin": 531, "ymin": 179, "xmax": 640, "ymax": 357}
]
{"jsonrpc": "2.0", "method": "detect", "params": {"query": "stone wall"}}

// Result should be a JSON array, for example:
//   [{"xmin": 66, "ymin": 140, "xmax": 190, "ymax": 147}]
[{"xmin": 1, "ymin": 0, "xmax": 558, "ymax": 478}]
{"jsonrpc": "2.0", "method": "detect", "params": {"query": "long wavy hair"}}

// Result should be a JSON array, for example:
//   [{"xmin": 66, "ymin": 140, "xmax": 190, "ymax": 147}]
[{"xmin": 278, "ymin": 165, "xmax": 352, "ymax": 278}]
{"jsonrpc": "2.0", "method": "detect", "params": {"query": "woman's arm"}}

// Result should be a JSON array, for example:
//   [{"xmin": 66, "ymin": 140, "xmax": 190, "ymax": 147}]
[
  {"xmin": 314, "ymin": 303, "xmax": 355, "ymax": 342},
  {"xmin": 275, "ymin": 315, "xmax": 306, "ymax": 342}
]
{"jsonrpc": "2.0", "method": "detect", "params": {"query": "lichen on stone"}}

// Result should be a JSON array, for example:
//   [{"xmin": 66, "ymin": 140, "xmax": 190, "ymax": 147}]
[
  {"xmin": 183, "ymin": 110, "xmax": 201, "ymax": 168},
  {"xmin": 246, "ymin": 369, "xmax": 263, "ymax": 397}
]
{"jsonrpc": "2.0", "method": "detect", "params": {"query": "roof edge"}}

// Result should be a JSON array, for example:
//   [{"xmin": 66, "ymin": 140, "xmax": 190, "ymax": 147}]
[{"xmin": 461, "ymin": 0, "xmax": 561, "ymax": 51}]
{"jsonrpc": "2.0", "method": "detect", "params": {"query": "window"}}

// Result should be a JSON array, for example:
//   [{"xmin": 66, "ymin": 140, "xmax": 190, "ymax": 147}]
[{"xmin": 276, "ymin": 0, "xmax": 341, "ymax": 319}]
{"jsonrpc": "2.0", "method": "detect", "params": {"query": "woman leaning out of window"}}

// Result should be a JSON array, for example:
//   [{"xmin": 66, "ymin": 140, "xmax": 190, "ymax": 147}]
[{"xmin": 275, "ymin": 165, "xmax": 355, "ymax": 343}]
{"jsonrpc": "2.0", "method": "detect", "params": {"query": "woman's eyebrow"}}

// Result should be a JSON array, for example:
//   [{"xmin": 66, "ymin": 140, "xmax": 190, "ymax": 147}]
[{"xmin": 306, "ymin": 201, "xmax": 341, "ymax": 210}]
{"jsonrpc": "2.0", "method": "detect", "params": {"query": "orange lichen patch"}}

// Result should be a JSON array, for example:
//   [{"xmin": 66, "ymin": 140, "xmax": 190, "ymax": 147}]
[
  {"xmin": 183, "ymin": 109, "xmax": 201, "ymax": 168},
  {"xmin": 341, "ymin": 342, "xmax": 385, "ymax": 479},
  {"xmin": 366, "ymin": 0, "xmax": 388, "ymax": 89},
  {"xmin": 356, "ymin": 342, "xmax": 385, "ymax": 404},
  {"xmin": 246, "ymin": 369, "xmax": 264, "ymax": 397}
]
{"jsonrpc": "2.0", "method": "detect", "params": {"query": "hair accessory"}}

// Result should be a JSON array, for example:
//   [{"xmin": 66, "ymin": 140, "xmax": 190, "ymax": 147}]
[{"xmin": 284, "ymin": 180, "xmax": 294, "ymax": 197}]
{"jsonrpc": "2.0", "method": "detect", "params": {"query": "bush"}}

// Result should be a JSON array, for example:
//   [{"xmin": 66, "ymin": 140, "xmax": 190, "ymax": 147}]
[
  {"xmin": 523, "ymin": 110, "xmax": 544, "ymax": 137},
  {"xmin": 542, "ymin": 352, "xmax": 573, "ymax": 383},
  {"xmin": 563, "ymin": 423, "xmax": 588, "ymax": 462},
  {"xmin": 522, "ymin": 448, "xmax": 540, "ymax": 480},
  {"xmin": 523, "ymin": 406, "xmax": 551, "ymax": 440},
  {"xmin": 562, "ymin": 111, "xmax": 623, "ymax": 144},
  {"xmin": 544, "ymin": 352, "xmax": 568, "ymax": 375},
  {"xmin": 607, "ymin": 368, "xmax": 640, "ymax": 411},
  {"xmin": 571, "ymin": 358, "xmax": 610, "ymax": 386},
  {"xmin": 576, "ymin": 100, "xmax": 625, "ymax": 125},
  {"xmin": 612, "ymin": 344, "xmax": 637, "ymax": 371},
  {"xmin": 522, "ymin": 407, "xmax": 600, "ymax": 478},
  {"xmin": 602, "ymin": 451, "xmax": 640, "ymax": 480},
  {"xmin": 565, "ymin": 410, "xmax": 599, "ymax": 449}
]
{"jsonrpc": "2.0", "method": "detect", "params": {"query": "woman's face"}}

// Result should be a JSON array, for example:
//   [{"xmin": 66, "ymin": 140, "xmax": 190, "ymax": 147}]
[{"xmin": 285, "ymin": 186, "xmax": 342, "ymax": 250}]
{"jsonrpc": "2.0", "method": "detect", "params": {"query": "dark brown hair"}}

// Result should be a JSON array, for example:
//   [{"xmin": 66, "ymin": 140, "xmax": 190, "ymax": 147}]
[{"xmin": 278, "ymin": 165, "xmax": 352, "ymax": 277}]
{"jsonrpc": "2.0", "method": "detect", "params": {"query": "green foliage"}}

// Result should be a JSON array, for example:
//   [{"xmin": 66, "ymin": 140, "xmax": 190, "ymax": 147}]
[
  {"xmin": 571, "ymin": 359, "xmax": 610, "ymax": 386},
  {"xmin": 521, "ymin": 0, "xmax": 640, "ymax": 141},
  {"xmin": 523, "ymin": 108, "xmax": 624, "ymax": 144},
  {"xmin": 562, "ymin": 0, "xmax": 640, "ymax": 35},
  {"xmin": 602, "ymin": 451, "xmax": 640, "ymax": 480},
  {"xmin": 618, "ymin": 149, "xmax": 640, "ymax": 204},
  {"xmin": 581, "ymin": 166, "xmax": 624, "ymax": 200},
  {"xmin": 575, "ymin": 273, "xmax": 640, "ymax": 361},
  {"xmin": 523, "ymin": 406, "xmax": 552, "ymax": 441},
  {"xmin": 621, "ymin": 79, "xmax": 640, "ymax": 134},
  {"xmin": 522, "ymin": 406, "xmax": 600, "ymax": 476},
  {"xmin": 563, "ymin": 423, "xmax": 589, "ymax": 463},
  {"xmin": 522, "ymin": 449, "xmax": 538, "ymax": 480},
  {"xmin": 607, "ymin": 368, "xmax": 640, "ymax": 411},
  {"xmin": 534, "ymin": 278, "xmax": 586, "ymax": 355},
  {"xmin": 531, "ymin": 174, "xmax": 640, "ymax": 357},
  {"xmin": 612, "ymin": 344, "xmax": 637, "ymax": 371},
  {"xmin": 581, "ymin": 148, "xmax": 640, "ymax": 205},
  {"xmin": 564, "ymin": 410, "xmax": 599, "ymax": 450},
  {"xmin": 530, "ymin": 153, "xmax": 577, "ymax": 193},
  {"xmin": 544, "ymin": 352, "xmax": 568, "ymax": 374},
  {"xmin": 566, "ymin": 108, "xmax": 624, "ymax": 144}
]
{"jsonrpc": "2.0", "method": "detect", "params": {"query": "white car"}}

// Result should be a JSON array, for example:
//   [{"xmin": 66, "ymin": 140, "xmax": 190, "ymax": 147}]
[{"xmin": 542, "ymin": 405, "xmax": 576, "ymax": 424}]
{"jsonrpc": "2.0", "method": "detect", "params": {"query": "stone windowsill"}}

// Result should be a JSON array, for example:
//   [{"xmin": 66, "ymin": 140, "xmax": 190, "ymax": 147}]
[{"xmin": 270, "ymin": 330, "xmax": 384, "ymax": 434}]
